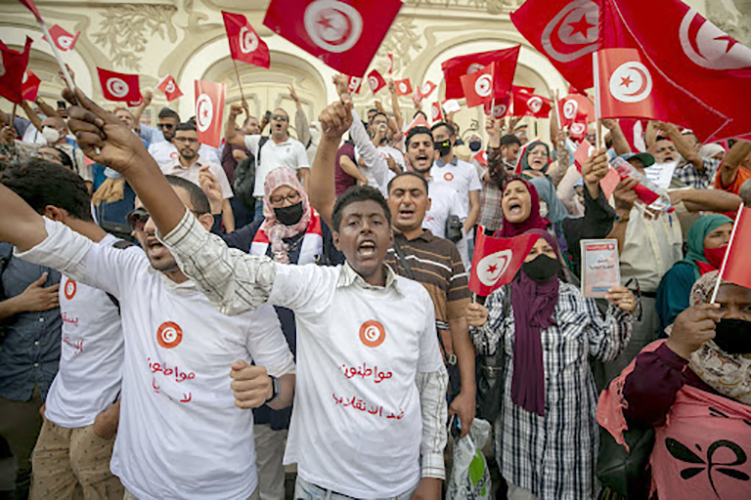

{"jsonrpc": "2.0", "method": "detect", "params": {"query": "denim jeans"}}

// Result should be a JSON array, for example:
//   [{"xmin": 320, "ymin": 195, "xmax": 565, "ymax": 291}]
[
  {"xmin": 294, "ymin": 476, "xmax": 418, "ymax": 500},
  {"xmin": 253, "ymin": 198, "xmax": 264, "ymax": 222}
]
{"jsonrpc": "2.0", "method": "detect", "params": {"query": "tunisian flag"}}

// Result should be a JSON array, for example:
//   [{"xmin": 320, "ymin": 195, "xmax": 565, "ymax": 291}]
[
  {"xmin": 263, "ymin": 0, "xmax": 402, "ymax": 77},
  {"xmin": 602, "ymin": 0, "xmax": 751, "ymax": 140},
  {"xmin": 511, "ymin": 0, "xmax": 600, "ymax": 92},
  {"xmin": 394, "ymin": 79, "xmax": 412, "ymax": 96},
  {"xmin": 594, "ymin": 48, "xmax": 727, "ymax": 142},
  {"xmin": 0, "ymin": 37, "xmax": 32, "ymax": 104},
  {"xmin": 157, "ymin": 75, "xmax": 183, "ymax": 101},
  {"xmin": 97, "ymin": 68, "xmax": 141, "ymax": 102},
  {"xmin": 484, "ymin": 98, "xmax": 511, "ymax": 119},
  {"xmin": 222, "ymin": 11, "xmax": 270, "ymax": 69},
  {"xmin": 558, "ymin": 93, "xmax": 594, "ymax": 128},
  {"xmin": 44, "ymin": 25, "xmax": 80, "ymax": 52},
  {"xmin": 430, "ymin": 102, "xmax": 445, "ymax": 123},
  {"xmin": 21, "ymin": 69, "xmax": 41, "ymax": 101},
  {"xmin": 367, "ymin": 69, "xmax": 386, "ymax": 94},
  {"xmin": 195, "ymin": 80, "xmax": 226, "ymax": 149},
  {"xmin": 469, "ymin": 228, "xmax": 541, "ymax": 296},
  {"xmin": 717, "ymin": 205, "xmax": 751, "ymax": 290},
  {"xmin": 442, "ymin": 45, "xmax": 520, "ymax": 99},
  {"xmin": 347, "ymin": 76, "xmax": 363, "ymax": 94},
  {"xmin": 513, "ymin": 92, "xmax": 552, "ymax": 118},
  {"xmin": 461, "ymin": 64, "xmax": 498, "ymax": 108}
]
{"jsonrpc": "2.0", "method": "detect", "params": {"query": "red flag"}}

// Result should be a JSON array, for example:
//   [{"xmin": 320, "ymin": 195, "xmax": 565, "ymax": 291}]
[
  {"xmin": 222, "ymin": 11, "xmax": 270, "ymax": 69},
  {"xmin": 97, "ymin": 68, "xmax": 141, "ymax": 103},
  {"xmin": 484, "ymin": 98, "xmax": 511, "ymax": 119},
  {"xmin": 469, "ymin": 228, "xmax": 541, "ymax": 296},
  {"xmin": 195, "ymin": 80, "xmax": 226, "ymax": 149},
  {"xmin": 418, "ymin": 81, "xmax": 437, "ymax": 100},
  {"xmin": 570, "ymin": 121, "xmax": 588, "ymax": 139},
  {"xmin": 0, "ymin": 37, "xmax": 32, "ymax": 104},
  {"xmin": 44, "ymin": 25, "xmax": 80, "ymax": 52},
  {"xmin": 347, "ymin": 76, "xmax": 363, "ymax": 94},
  {"xmin": 430, "ymin": 102, "xmax": 445, "ymax": 123},
  {"xmin": 513, "ymin": 92, "xmax": 552, "ymax": 118},
  {"xmin": 442, "ymin": 45, "xmax": 520, "ymax": 99},
  {"xmin": 510, "ymin": 0, "xmax": 600, "ymax": 92},
  {"xmin": 367, "ymin": 69, "xmax": 386, "ymax": 94},
  {"xmin": 394, "ymin": 79, "xmax": 412, "ymax": 96},
  {"xmin": 404, "ymin": 114, "xmax": 430, "ymax": 135},
  {"xmin": 512, "ymin": 85, "xmax": 536, "ymax": 95},
  {"xmin": 157, "ymin": 75, "xmax": 183, "ymax": 102},
  {"xmin": 719, "ymin": 205, "xmax": 751, "ymax": 290},
  {"xmin": 473, "ymin": 150, "xmax": 488, "ymax": 167},
  {"xmin": 387, "ymin": 53, "xmax": 394, "ymax": 74},
  {"xmin": 263, "ymin": 0, "xmax": 402, "ymax": 77},
  {"xmin": 21, "ymin": 69, "xmax": 41, "ymax": 101},
  {"xmin": 594, "ymin": 48, "xmax": 727, "ymax": 142},
  {"xmin": 573, "ymin": 138, "xmax": 594, "ymax": 172},
  {"xmin": 600, "ymin": 167, "xmax": 621, "ymax": 200},
  {"xmin": 18, "ymin": 0, "xmax": 42, "ymax": 22},
  {"xmin": 602, "ymin": 0, "xmax": 751, "ymax": 140},
  {"xmin": 558, "ymin": 93, "xmax": 594, "ymax": 128},
  {"xmin": 618, "ymin": 118, "xmax": 647, "ymax": 152},
  {"xmin": 461, "ymin": 64, "xmax": 499, "ymax": 108}
]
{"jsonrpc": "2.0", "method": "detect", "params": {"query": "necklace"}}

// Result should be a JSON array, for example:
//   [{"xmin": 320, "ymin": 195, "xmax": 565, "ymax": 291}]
[{"xmin": 273, "ymin": 233, "xmax": 305, "ymax": 261}]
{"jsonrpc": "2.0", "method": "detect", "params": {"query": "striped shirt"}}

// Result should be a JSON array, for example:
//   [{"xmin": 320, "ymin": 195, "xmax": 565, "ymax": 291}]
[
  {"xmin": 471, "ymin": 283, "xmax": 633, "ymax": 499},
  {"xmin": 385, "ymin": 230, "xmax": 470, "ymax": 357}
]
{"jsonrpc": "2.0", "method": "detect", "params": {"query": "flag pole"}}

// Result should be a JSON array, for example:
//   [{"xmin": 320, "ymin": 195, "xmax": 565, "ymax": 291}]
[
  {"xmin": 231, "ymin": 58, "xmax": 248, "ymax": 114},
  {"xmin": 593, "ymin": 52, "xmax": 602, "ymax": 150},
  {"xmin": 710, "ymin": 202, "xmax": 744, "ymax": 303},
  {"xmin": 9, "ymin": 103, "xmax": 17, "ymax": 128},
  {"xmin": 38, "ymin": 21, "xmax": 77, "ymax": 102},
  {"xmin": 553, "ymin": 90, "xmax": 561, "ymax": 131}
]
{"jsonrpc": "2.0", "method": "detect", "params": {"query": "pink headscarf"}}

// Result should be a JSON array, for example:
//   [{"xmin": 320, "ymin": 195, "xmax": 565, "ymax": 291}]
[{"xmin": 259, "ymin": 167, "xmax": 311, "ymax": 264}]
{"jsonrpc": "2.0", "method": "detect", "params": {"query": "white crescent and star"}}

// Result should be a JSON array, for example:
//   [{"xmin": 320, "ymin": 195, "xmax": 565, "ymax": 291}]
[
  {"xmin": 679, "ymin": 8, "xmax": 751, "ymax": 71},
  {"xmin": 541, "ymin": 0, "xmax": 600, "ymax": 63},
  {"xmin": 475, "ymin": 74, "xmax": 493, "ymax": 97},
  {"xmin": 304, "ymin": 0, "xmax": 363, "ymax": 54},
  {"xmin": 196, "ymin": 94, "xmax": 213, "ymax": 132},
  {"xmin": 239, "ymin": 26, "xmax": 259, "ymax": 54},
  {"xmin": 609, "ymin": 61, "xmax": 652, "ymax": 103},
  {"xmin": 476, "ymin": 250, "xmax": 513, "ymax": 287},
  {"xmin": 106, "ymin": 78, "xmax": 129, "ymax": 98}
]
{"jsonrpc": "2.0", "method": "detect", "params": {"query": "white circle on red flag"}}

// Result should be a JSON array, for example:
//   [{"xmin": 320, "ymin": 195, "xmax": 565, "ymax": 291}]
[
  {"xmin": 431, "ymin": 104, "xmax": 440, "ymax": 120},
  {"xmin": 475, "ymin": 74, "xmax": 493, "ymax": 98},
  {"xmin": 562, "ymin": 99, "xmax": 578, "ymax": 119},
  {"xmin": 398, "ymin": 82, "xmax": 407, "ymax": 93},
  {"xmin": 196, "ymin": 94, "xmax": 213, "ymax": 133},
  {"xmin": 467, "ymin": 63, "xmax": 485, "ymax": 74},
  {"xmin": 609, "ymin": 61, "xmax": 652, "ymax": 103},
  {"xmin": 527, "ymin": 96, "xmax": 543, "ymax": 113},
  {"xmin": 368, "ymin": 76, "xmax": 378, "ymax": 91},
  {"xmin": 165, "ymin": 81, "xmax": 175, "ymax": 93},
  {"xmin": 493, "ymin": 104, "xmax": 507, "ymax": 118},
  {"xmin": 106, "ymin": 78, "xmax": 129, "ymax": 98},
  {"xmin": 239, "ymin": 26, "xmax": 259, "ymax": 54},
  {"xmin": 541, "ymin": 0, "xmax": 599, "ymax": 63},
  {"xmin": 304, "ymin": 0, "xmax": 363, "ymax": 54},
  {"xmin": 476, "ymin": 249, "xmax": 513, "ymax": 287},
  {"xmin": 570, "ymin": 122, "xmax": 586, "ymax": 135},
  {"xmin": 58, "ymin": 35, "xmax": 74, "ymax": 50},
  {"xmin": 679, "ymin": 9, "xmax": 751, "ymax": 71}
]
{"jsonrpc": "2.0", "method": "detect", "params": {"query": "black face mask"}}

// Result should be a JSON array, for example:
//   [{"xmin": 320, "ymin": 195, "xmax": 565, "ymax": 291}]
[
  {"xmin": 435, "ymin": 140, "xmax": 452, "ymax": 157},
  {"xmin": 273, "ymin": 202, "xmax": 304, "ymax": 226},
  {"xmin": 713, "ymin": 319, "xmax": 751, "ymax": 354},
  {"xmin": 468, "ymin": 140, "xmax": 482, "ymax": 152},
  {"xmin": 522, "ymin": 254, "xmax": 560, "ymax": 283}
]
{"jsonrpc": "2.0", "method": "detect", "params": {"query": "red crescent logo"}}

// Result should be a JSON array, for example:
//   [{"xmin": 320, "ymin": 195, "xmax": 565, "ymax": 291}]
[
  {"xmin": 157, "ymin": 321, "xmax": 183, "ymax": 349},
  {"xmin": 359, "ymin": 320, "xmax": 386, "ymax": 348},
  {"xmin": 64, "ymin": 279, "xmax": 77, "ymax": 300}
]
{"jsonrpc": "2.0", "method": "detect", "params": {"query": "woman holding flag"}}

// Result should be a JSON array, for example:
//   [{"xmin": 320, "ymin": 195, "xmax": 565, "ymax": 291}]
[{"xmin": 467, "ymin": 230, "xmax": 636, "ymax": 500}]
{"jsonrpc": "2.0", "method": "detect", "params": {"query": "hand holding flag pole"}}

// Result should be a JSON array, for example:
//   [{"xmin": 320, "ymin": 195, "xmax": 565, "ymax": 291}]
[{"xmin": 710, "ymin": 202, "xmax": 747, "ymax": 303}]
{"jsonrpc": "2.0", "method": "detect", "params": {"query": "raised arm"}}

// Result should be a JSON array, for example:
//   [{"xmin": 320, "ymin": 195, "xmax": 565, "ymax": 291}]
[
  {"xmin": 0, "ymin": 183, "xmax": 48, "ymax": 252},
  {"xmin": 132, "ymin": 90, "xmax": 152, "ymax": 125},
  {"xmin": 224, "ymin": 103, "xmax": 247, "ymax": 147},
  {"xmin": 602, "ymin": 118, "xmax": 632, "ymax": 156},
  {"xmin": 669, "ymin": 188, "xmax": 741, "ymax": 214},
  {"xmin": 718, "ymin": 140, "xmax": 751, "ymax": 189},
  {"xmin": 20, "ymin": 100, "xmax": 43, "ymax": 132},
  {"xmin": 656, "ymin": 122, "xmax": 701, "ymax": 171},
  {"xmin": 291, "ymin": 85, "xmax": 312, "ymax": 147},
  {"xmin": 387, "ymin": 80, "xmax": 404, "ymax": 131}
]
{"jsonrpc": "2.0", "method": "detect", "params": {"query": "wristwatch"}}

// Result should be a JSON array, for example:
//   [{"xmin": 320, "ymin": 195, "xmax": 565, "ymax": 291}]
[
  {"xmin": 614, "ymin": 213, "xmax": 631, "ymax": 224},
  {"xmin": 266, "ymin": 375, "xmax": 281, "ymax": 403}
]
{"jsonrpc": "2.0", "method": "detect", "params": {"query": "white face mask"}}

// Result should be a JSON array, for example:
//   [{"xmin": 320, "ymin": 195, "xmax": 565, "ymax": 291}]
[
  {"xmin": 42, "ymin": 126, "xmax": 61, "ymax": 144},
  {"xmin": 539, "ymin": 200, "xmax": 549, "ymax": 218}
]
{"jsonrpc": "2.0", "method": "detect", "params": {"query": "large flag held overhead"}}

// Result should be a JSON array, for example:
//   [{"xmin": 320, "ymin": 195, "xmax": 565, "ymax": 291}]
[
  {"xmin": 511, "ymin": 0, "xmax": 600, "ymax": 92},
  {"xmin": 469, "ymin": 228, "xmax": 541, "ymax": 296},
  {"xmin": 442, "ymin": 45, "xmax": 520, "ymax": 99},
  {"xmin": 594, "ymin": 48, "xmax": 728, "ymax": 142},
  {"xmin": 222, "ymin": 11, "xmax": 270, "ymax": 69},
  {"xmin": 602, "ymin": 0, "xmax": 751, "ymax": 140},
  {"xmin": 0, "ymin": 37, "xmax": 32, "ymax": 104},
  {"xmin": 717, "ymin": 205, "xmax": 751, "ymax": 290},
  {"xmin": 194, "ymin": 80, "xmax": 226, "ymax": 149},
  {"xmin": 44, "ymin": 24, "xmax": 80, "ymax": 52},
  {"xmin": 263, "ymin": 0, "xmax": 402, "ymax": 77},
  {"xmin": 97, "ymin": 68, "xmax": 141, "ymax": 103},
  {"xmin": 157, "ymin": 75, "xmax": 183, "ymax": 102}
]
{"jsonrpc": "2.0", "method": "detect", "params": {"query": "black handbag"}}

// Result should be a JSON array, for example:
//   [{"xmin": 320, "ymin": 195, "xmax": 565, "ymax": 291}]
[
  {"xmin": 475, "ymin": 285, "xmax": 510, "ymax": 423},
  {"xmin": 596, "ymin": 423, "xmax": 654, "ymax": 499}
]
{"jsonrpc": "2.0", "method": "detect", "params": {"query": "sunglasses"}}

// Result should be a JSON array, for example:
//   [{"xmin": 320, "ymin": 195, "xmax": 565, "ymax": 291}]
[
  {"xmin": 270, "ymin": 114, "xmax": 288, "ymax": 122},
  {"xmin": 127, "ymin": 207, "xmax": 207, "ymax": 232},
  {"xmin": 157, "ymin": 123, "xmax": 175, "ymax": 130}
]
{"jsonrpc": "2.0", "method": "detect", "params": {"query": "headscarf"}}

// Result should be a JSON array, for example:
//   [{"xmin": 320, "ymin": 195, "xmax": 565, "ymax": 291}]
[
  {"xmin": 698, "ymin": 143, "xmax": 725, "ymax": 160},
  {"xmin": 259, "ymin": 167, "xmax": 312, "ymax": 264},
  {"xmin": 683, "ymin": 272, "xmax": 751, "ymax": 405},
  {"xmin": 510, "ymin": 229, "xmax": 561, "ymax": 416},
  {"xmin": 497, "ymin": 177, "xmax": 551, "ymax": 238},
  {"xmin": 519, "ymin": 140, "xmax": 550, "ymax": 174},
  {"xmin": 677, "ymin": 214, "xmax": 733, "ymax": 280},
  {"xmin": 530, "ymin": 176, "xmax": 569, "ymax": 224}
]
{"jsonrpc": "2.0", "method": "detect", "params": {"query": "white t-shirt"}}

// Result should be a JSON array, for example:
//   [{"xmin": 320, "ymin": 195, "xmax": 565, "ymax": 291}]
[
  {"xmin": 148, "ymin": 141, "xmax": 221, "ymax": 167},
  {"xmin": 18, "ymin": 219, "xmax": 295, "ymax": 500},
  {"xmin": 160, "ymin": 159, "xmax": 233, "ymax": 200},
  {"xmin": 243, "ymin": 135, "xmax": 310, "ymax": 197},
  {"xmin": 430, "ymin": 157, "xmax": 482, "ymax": 216},
  {"xmin": 269, "ymin": 264, "xmax": 443, "ymax": 498},
  {"xmin": 44, "ymin": 233, "xmax": 124, "ymax": 428},
  {"xmin": 423, "ymin": 180, "xmax": 470, "ymax": 268}
]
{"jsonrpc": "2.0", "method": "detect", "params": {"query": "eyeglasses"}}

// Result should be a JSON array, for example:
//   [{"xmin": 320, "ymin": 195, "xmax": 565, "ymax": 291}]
[
  {"xmin": 270, "ymin": 114, "xmax": 288, "ymax": 122},
  {"xmin": 127, "ymin": 207, "xmax": 206, "ymax": 231},
  {"xmin": 269, "ymin": 191, "xmax": 301, "ymax": 206},
  {"xmin": 157, "ymin": 123, "xmax": 175, "ymax": 130}
]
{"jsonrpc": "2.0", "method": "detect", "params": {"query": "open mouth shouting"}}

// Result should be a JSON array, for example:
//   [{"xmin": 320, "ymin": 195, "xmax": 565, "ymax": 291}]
[
  {"xmin": 145, "ymin": 236, "xmax": 169, "ymax": 260},
  {"xmin": 357, "ymin": 239, "xmax": 378, "ymax": 258}
]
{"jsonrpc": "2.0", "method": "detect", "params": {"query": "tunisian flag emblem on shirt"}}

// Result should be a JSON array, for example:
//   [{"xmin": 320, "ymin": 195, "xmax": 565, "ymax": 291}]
[
  {"xmin": 263, "ymin": 0, "xmax": 402, "ymax": 77},
  {"xmin": 194, "ymin": 80, "xmax": 226, "ymax": 149},
  {"xmin": 469, "ymin": 228, "xmax": 541, "ymax": 296}
]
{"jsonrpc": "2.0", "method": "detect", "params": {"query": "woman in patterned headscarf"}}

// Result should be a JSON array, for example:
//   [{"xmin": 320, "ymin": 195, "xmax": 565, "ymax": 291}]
[{"xmin": 598, "ymin": 271, "xmax": 751, "ymax": 500}]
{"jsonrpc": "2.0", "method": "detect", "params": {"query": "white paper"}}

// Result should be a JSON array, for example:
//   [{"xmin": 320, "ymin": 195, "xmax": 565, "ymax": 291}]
[
  {"xmin": 644, "ymin": 162, "xmax": 677, "ymax": 190},
  {"xmin": 442, "ymin": 99, "xmax": 461, "ymax": 114}
]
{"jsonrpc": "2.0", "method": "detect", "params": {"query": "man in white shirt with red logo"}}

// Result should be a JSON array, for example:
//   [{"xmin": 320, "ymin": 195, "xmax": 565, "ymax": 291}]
[
  {"xmin": 0, "ymin": 166, "xmax": 295, "ymax": 500},
  {"xmin": 2, "ymin": 161, "xmax": 125, "ymax": 499},
  {"xmin": 62, "ymin": 87, "xmax": 447, "ymax": 499}
]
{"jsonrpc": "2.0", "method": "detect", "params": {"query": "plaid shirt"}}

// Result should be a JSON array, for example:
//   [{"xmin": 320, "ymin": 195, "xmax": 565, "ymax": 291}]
[
  {"xmin": 471, "ymin": 283, "xmax": 633, "ymax": 499},
  {"xmin": 673, "ymin": 158, "xmax": 720, "ymax": 190},
  {"xmin": 476, "ymin": 147, "xmax": 507, "ymax": 232}
]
